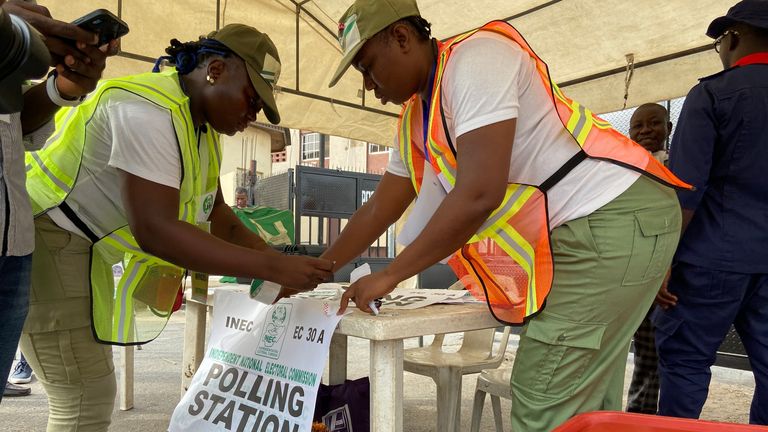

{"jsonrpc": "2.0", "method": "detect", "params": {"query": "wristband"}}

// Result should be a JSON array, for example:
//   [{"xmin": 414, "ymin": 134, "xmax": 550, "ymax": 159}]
[{"xmin": 46, "ymin": 72, "xmax": 85, "ymax": 107}]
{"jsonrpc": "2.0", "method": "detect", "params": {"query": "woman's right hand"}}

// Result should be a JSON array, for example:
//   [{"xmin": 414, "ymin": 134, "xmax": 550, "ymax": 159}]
[{"xmin": 267, "ymin": 255, "xmax": 333, "ymax": 291}]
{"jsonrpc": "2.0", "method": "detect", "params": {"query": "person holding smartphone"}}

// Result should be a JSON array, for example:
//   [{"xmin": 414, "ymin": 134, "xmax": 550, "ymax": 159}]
[
  {"xmin": 0, "ymin": 0, "xmax": 117, "ymax": 403},
  {"xmin": 21, "ymin": 22, "xmax": 333, "ymax": 431}
]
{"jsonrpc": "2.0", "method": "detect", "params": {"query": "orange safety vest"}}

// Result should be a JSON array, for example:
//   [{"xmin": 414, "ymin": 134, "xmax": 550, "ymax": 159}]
[{"xmin": 398, "ymin": 21, "xmax": 691, "ymax": 324}]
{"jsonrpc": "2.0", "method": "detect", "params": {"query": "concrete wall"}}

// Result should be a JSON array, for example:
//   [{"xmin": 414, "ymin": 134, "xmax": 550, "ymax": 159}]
[
  {"xmin": 328, "ymin": 136, "xmax": 367, "ymax": 172},
  {"xmin": 219, "ymin": 127, "xmax": 272, "ymax": 206}
]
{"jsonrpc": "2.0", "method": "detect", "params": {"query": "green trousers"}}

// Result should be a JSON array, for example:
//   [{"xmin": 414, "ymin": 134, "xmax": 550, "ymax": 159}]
[
  {"xmin": 20, "ymin": 215, "xmax": 116, "ymax": 432},
  {"xmin": 510, "ymin": 175, "xmax": 681, "ymax": 431}
]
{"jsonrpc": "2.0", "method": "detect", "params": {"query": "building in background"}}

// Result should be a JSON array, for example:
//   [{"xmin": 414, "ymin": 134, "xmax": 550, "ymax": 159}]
[
  {"xmin": 219, "ymin": 123, "xmax": 290, "ymax": 206},
  {"xmin": 220, "ymin": 127, "xmax": 392, "ymax": 256},
  {"xmin": 271, "ymin": 130, "xmax": 388, "ymax": 175},
  {"xmin": 222, "ymin": 125, "xmax": 391, "ymax": 206}
]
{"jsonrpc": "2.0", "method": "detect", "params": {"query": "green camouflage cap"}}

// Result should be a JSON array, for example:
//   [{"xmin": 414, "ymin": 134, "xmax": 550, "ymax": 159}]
[
  {"xmin": 328, "ymin": 0, "xmax": 421, "ymax": 87},
  {"xmin": 208, "ymin": 24, "xmax": 282, "ymax": 124}
]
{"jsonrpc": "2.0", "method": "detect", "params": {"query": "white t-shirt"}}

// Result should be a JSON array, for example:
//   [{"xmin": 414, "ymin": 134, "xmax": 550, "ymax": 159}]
[
  {"xmin": 48, "ymin": 89, "xmax": 211, "ymax": 239},
  {"xmin": 387, "ymin": 32, "xmax": 639, "ymax": 228}
]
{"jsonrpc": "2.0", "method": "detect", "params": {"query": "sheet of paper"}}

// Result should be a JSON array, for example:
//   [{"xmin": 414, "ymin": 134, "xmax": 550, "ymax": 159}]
[
  {"xmin": 398, "ymin": 165, "xmax": 451, "ymax": 264},
  {"xmin": 377, "ymin": 288, "xmax": 472, "ymax": 310},
  {"xmin": 350, "ymin": 263, "xmax": 371, "ymax": 284},
  {"xmin": 398, "ymin": 167, "xmax": 445, "ymax": 248}
]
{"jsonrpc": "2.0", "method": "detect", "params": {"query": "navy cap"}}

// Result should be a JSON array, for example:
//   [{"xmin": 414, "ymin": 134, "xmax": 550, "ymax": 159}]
[{"xmin": 707, "ymin": 0, "xmax": 768, "ymax": 38}]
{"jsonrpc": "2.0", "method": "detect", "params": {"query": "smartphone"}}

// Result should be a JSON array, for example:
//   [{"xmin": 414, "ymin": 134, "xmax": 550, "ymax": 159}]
[{"xmin": 71, "ymin": 9, "xmax": 129, "ymax": 46}]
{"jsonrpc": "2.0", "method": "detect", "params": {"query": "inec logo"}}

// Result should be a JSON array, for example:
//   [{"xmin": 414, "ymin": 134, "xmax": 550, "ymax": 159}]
[
  {"xmin": 203, "ymin": 194, "xmax": 214, "ymax": 214},
  {"xmin": 256, "ymin": 304, "xmax": 292, "ymax": 359},
  {"xmin": 337, "ymin": 14, "xmax": 360, "ymax": 55}
]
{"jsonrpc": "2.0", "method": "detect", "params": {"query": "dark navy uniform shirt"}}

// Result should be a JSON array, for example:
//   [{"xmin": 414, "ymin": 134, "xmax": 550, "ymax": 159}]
[{"xmin": 670, "ymin": 57, "xmax": 768, "ymax": 274}]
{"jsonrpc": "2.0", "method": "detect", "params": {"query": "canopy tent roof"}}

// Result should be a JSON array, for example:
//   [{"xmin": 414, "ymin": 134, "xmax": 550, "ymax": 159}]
[{"xmin": 47, "ymin": 0, "xmax": 728, "ymax": 146}]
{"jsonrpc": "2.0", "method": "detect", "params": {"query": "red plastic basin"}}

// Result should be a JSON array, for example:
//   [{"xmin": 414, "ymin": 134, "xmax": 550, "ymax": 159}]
[{"xmin": 553, "ymin": 412, "xmax": 767, "ymax": 432}]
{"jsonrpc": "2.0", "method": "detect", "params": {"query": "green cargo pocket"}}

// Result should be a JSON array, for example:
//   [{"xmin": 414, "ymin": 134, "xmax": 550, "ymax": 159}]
[
  {"xmin": 513, "ymin": 314, "xmax": 606, "ymax": 398},
  {"xmin": 623, "ymin": 206, "xmax": 680, "ymax": 285}
]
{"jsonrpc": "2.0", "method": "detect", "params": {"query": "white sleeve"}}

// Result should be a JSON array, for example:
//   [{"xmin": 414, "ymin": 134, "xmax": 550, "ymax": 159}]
[
  {"xmin": 20, "ymin": 83, "xmax": 54, "ymax": 150},
  {"xmin": 385, "ymin": 134, "xmax": 410, "ymax": 178},
  {"xmin": 107, "ymin": 98, "xmax": 182, "ymax": 189},
  {"xmin": 442, "ymin": 34, "xmax": 528, "ymax": 139}
]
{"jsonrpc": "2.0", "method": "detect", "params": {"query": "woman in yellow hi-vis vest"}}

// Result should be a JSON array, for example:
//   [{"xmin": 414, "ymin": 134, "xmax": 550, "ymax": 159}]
[
  {"xmin": 22, "ymin": 25, "xmax": 332, "ymax": 431},
  {"xmin": 318, "ymin": 1, "xmax": 689, "ymax": 431}
]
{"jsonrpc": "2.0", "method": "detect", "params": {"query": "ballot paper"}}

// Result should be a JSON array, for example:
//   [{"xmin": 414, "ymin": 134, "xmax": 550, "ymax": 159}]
[
  {"xmin": 378, "ymin": 288, "xmax": 472, "ymax": 309},
  {"xmin": 296, "ymin": 287, "xmax": 479, "ymax": 310},
  {"xmin": 350, "ymin": 262, "xmax": 370, "ymax": 284},
  {"xmin": 250, "ymin": 281, "xmax": 282, "ymax": 304},
  {"xmin": 397, "ymin": 166, "xmax": 452, "ymax": 264},
  {"xmin": 295, "ymin": 264, "xmax": 480, "ymax": 310}
]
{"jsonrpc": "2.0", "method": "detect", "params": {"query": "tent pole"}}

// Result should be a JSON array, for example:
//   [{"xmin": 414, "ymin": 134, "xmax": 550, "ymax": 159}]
[
  {"xmin": 442, "ymin": 0, "xmax": 563, "ymax": 42},
  {"xmin": 290, "ymin": 0, "xmax": 337, "ymax": 39},
  {"xmin": 559, "ymin": 44, "xmax": 711, "ymax": 88}
]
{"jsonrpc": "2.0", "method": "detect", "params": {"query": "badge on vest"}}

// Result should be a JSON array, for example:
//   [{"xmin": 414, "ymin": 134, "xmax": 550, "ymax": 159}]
[{"xmin": 198, "ymin": 192, "xmax": 216, "ymax": 221}]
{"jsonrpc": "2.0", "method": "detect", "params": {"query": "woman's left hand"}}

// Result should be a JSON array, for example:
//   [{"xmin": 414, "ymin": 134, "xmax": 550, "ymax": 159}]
[{"xmin": 338, "ymin": 272, "xmax": 397, "ymax": 315}]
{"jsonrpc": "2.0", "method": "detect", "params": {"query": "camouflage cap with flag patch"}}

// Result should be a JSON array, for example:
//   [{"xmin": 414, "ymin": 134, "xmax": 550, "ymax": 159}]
[
  {"xmin": 208, "ymin": 24, "xmax": 282, "ymax": 124},
  {"xmin": 328, "ymin": 0, "xmax": 421, "ymax": 88}
]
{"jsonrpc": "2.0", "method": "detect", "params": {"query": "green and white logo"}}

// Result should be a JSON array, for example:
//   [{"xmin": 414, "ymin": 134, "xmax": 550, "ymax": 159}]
[
  {"xmin": 203, "ymin": 194, "xmax": 214, "ymax": 215},
  {"xmin": 261, "ymin": 53, "xmax": 281, "ymax": 87},
  {"xmin": 256, "ymin": 303, "xmax": 292, "ymax": 359},
  {"xmin": 338, "ymin": 14, "xmax": 360, "ymax": 55}
]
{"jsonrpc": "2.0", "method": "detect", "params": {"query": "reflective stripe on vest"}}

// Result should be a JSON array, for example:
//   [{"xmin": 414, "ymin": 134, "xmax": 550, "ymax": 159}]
[
  {"xmin": 397, "ymin": 21, "xmax": 691, "ymax": 324},
  {"xmin": 26, "ymin": 69, "xmax": 221, "ymax": 344}
]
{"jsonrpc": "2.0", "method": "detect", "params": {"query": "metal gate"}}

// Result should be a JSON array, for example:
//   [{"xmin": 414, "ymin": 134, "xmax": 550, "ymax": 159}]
[
  {"xmin": 250, "ymin": 166, "xmax": 392, "ymax": 258},
  {"xmin": 294, "ymin": 165, "xmax": 390, "ymax": 258}
]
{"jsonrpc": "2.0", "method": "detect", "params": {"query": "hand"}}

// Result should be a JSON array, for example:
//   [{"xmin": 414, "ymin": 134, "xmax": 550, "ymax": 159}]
[
  {"xmin": 655, "ymin": 268, "xmax": 677, "ymax": 309},
  {"xmin": 338, "ymin": 272, "xmax": 397, "ymax": 315},
  {"xmin": 54, "ymin": 40, "xmax": 118, "ymax": 99},
  {"xmin": 267, "ymin": 255, "xmax": 333, "ymax": 291},
  {"xmin": 2, "ymin": 1, "xmax": 98, "ymax": 64},
  {"xmin": 3, "ymin": 1, "xmax": 121, "ymax": 99}
]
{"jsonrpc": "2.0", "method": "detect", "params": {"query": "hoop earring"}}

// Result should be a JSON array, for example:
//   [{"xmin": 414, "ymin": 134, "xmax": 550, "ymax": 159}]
[{"xmin": 206, "ymin": 75, "xmax": 215, "ymax": 85}]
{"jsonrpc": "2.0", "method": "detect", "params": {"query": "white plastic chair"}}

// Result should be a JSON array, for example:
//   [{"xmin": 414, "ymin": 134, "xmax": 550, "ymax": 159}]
[
  {"xmin": 469, "ymin": 367, "xmax": 513, "ymax": 432},
  {"xmin": 403, "ymin": 326, "xmax": 511, "ymax": 432}
]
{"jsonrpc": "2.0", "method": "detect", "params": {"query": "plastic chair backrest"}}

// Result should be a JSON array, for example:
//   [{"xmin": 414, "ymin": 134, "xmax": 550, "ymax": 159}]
[
  {"xmin": 461, "ymin": 329, "xmax": 497, "ymax": 355},
  {"xmin": 418, "ymin": 263, "xmax": 459, "ymax": 289},
  {"xmin": 427, "ymin": 326, "xmax": 511, "ymax": 362},
  {"xmin": 461, "ymin": 327, "xmax": 511, "ymax": 362}
]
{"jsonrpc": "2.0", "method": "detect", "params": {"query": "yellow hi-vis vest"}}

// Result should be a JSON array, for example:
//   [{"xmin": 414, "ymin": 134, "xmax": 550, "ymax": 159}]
[
  {"xmin": 398, "ymin": 21, "xmax": 691, "ymax": 325},
  {"xmin": 25, "ymin": 69, "xmax": 221, "ymax": 345}
]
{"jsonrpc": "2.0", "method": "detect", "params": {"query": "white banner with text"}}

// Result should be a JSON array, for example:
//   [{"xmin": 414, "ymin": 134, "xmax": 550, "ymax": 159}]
[{"xmin": 169, "ymin": 291, "xmax": 343, "ymax": 432}]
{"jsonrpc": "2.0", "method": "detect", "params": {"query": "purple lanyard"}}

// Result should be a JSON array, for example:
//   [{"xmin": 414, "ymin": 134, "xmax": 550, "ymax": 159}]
[{"xmin": 421, "ymin": 63, "xmax": 437, "ymax": 163}]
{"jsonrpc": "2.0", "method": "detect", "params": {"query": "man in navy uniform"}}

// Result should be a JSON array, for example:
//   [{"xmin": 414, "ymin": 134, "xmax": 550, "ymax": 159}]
[{"xmin": 654, "ymin": 0, "xmax": 768, "ymax": 424}]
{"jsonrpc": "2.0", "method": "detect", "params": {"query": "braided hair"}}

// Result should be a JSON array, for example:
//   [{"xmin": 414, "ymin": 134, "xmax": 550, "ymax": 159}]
[
  {"xmin": 401, "ymin": 16, "xmax": 432, "ymax": 40},
  {"xmin": 375, "ymin": 15, "xmax": 433, "ymax": 43},
  {"xmin": 152, "ymin": 37, "xmax": 232, "ymax": 75}
]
